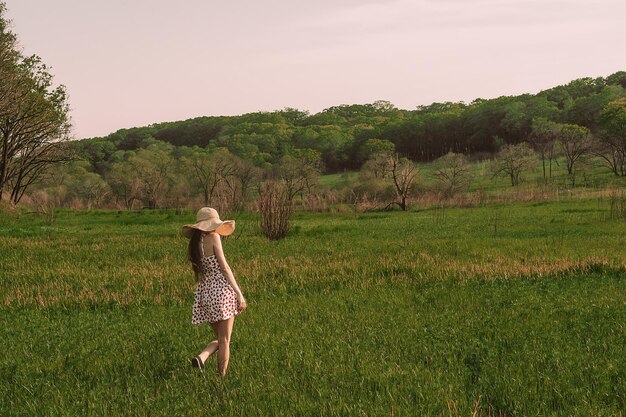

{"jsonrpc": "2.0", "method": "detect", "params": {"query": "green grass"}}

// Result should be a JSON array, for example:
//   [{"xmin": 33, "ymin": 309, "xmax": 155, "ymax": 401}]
[
  {"xmin": 0, "ymin": 199, "xmax": 625, "ymax": 416},
  {"xmin": 318, "ymin": 171, "xmax": 359, "ymax": 189}
]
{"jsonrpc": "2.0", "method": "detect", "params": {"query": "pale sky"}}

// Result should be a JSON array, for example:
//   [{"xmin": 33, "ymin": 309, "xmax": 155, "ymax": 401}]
[{"xmin": 6, "ymin": 0, "xmax": 626, "ymax": 139}]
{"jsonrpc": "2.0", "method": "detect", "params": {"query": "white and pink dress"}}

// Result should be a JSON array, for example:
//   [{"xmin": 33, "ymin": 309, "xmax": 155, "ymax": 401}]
[{"xmin": 191, "ymin": 236, "xmax": 239, "ymax": 324}]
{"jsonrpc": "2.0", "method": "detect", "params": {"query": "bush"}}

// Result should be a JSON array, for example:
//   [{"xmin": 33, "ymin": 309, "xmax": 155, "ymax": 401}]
[{"xmin": 257, "ymin": 181, "xmax": 292, "ymax": 240}]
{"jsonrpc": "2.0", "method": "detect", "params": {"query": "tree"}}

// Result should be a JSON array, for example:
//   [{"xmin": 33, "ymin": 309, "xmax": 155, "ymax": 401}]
[
  {"xmin": 272, "ymin": 149, "xmax": 322, "ymax": 201},
  {"xmin": 606, "ymin": 71, "xmax": 626, "ymax": 89},
  {"xmin": 557, "ymin": 124, "xmax": 592, "ymax": 177},
  {"xmin": 293, "ymin": 125, "xmax": 353, "ymax": 171},
  {"xmin": 278, "ymin": 107, "xmax": 309, "ymax": 124},
  {"xmin": 182, "ymin": 147, "xmax": 236, "ymax": 206},
  {"xmin": 58, "ymin": 162, "xmax": 110, "ymax": 208},
  {"xmin": 359, "ymin": 150, "xmax": 419, "ymax": 210},
  {"xmin": 356, "ymin": 151, "xmax": 395, "ymax": 203},
  {"xmin": 0, "ymin": 5, "xmax": 71, "ymax": 203},
  {"xmin": 132, "ymin": 147, "xmax": 174, "ymax": 209},
  {"xmin": 567, "ymin": 85, "xmax": 625, "ymax": 130},
  {"xmin": 500, "ymin": 96, "xmax": 559, "ymax": 144},
  {"xmin": 222, "ymin": 156, "xmax": 260, "ymax": 211},
  {"xmin": 360, "ymin": 152, "xmax": 394, "ymax": 180},
  {"xmin": 593, "ymin": 98, "xmax": 626, "ymax": 176},
  {"xmin": 530, "ymin": 117, "xmax": 559, "ymax": 182},
  {"xmin": 388, "ymin": 154, "xmax": 419, "ymax": 211},
  {"xmin": 72, "ymin": 171, "xmax": 110, "ymax": 209},
  {"xmin": 186, "ymin": 147, "xmax": 260, "ymax": 211},
  {"xmin": 108, "ymin": 158, "xmax": 143, "ymax": 210},
  {"xmin": 358, "ymin": 138, "xmax": 395, "ymax": 163},
  {"xmin": 72, "ymin": 139, "xmax": 116, "ymax": 175},
  {"xmin": 433, "ymin": 152, "xmax": 473, "ymax": 197},
  {"xmin": 107, "ymin": 145, "xmax": 174, "ymax": 209},
  {"xmin": 491, "ymin": 143, "xmax": 536, "ymax": 186}
]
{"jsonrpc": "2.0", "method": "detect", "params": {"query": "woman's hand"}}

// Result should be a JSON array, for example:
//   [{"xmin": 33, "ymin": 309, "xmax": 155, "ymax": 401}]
[{"xmin": 237, "ymin": 293, "xmax": 247, "ymax": 312}]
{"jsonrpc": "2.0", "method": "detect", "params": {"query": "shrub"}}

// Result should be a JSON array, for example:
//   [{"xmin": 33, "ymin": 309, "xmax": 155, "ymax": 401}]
[{"xmin": 257, "ymin": 181, "xmax": 292, "ymax": 240}]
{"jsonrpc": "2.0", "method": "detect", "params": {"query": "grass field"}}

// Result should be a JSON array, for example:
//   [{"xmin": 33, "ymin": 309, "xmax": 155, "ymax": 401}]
[{"xmin": 0, "ymin": 198, "xmax": 625, "ymax": 416}]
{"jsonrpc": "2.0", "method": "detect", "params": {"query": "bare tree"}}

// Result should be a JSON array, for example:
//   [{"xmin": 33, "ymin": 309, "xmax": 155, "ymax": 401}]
[
  {"xmin": 491, "ymin": 142, "xmax": 537, "ymax": 186},
  {"xmin": 183, "ymin": 147, "xmax": 236, "ymax": 206},
  {"xmin": 222, "ymin": 156, "xmax": 260, "ymax": 211},
  {"xmin": 557, "ymin": 123, "xmax": 592, "ymax": 177},
  {"xmin": 388, "ymin": 154, "xmax": 419, "ymax": 211},
  {"xmin": 433, "ymin": 152, "xmax": 473, "ymax": 198},
  {"xmin": 359, "ymin": 151, "xmax": 419, "ymax": 210},
  {"xmin": 183, "ymin": 149, "xmax": 216, "ymax": 206},
  {"xmin": 591, "ymin": 133, "xmax": 626, "ymax": 177}
]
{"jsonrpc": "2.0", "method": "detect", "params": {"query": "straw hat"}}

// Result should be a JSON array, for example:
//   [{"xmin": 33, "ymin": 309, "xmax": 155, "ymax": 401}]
[{"xmin": 182, "ymin": 207, "xmax": 235, "ymax": 238}]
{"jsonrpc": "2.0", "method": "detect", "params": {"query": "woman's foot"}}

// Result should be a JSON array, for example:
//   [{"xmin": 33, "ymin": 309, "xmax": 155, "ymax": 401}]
[{"xmin": 191, "ymin": 356, "xmax": 204, "ymax": 371}]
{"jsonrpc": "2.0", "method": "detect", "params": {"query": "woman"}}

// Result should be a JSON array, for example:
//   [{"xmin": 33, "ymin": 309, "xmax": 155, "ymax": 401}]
[{"xmin": 183, "ymin": 207, "xmax": 247, "ymax": 376}]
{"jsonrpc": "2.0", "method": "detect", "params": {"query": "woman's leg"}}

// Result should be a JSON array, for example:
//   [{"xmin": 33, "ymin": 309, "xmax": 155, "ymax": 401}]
[
  {"xmin": 214, "ymin": 316, "xmax": 235, "ymax": 376},
  {"xmin": 197, "ymin": 339, "xmax": 219, "ymax": 363}
]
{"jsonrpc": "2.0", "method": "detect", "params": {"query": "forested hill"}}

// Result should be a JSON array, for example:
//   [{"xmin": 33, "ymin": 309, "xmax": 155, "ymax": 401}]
[{"xmin": 74, "ymin": 72, "xmax": 626, "ymax": 174}]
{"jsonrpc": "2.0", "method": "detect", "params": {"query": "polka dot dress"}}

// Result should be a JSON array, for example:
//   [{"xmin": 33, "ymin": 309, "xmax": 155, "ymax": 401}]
[{"xmin": 191, "ymin": 237, "xmax": 239, "ymax": 324}]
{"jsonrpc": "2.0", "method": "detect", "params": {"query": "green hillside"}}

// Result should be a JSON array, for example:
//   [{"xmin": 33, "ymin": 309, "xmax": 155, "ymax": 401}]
[{"xmin": 73, "ymin": 73, "xmax": 626, "ymax": 175}]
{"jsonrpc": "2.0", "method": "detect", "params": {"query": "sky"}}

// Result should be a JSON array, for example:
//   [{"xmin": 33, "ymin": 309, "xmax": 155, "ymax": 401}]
[{"xmin": 5, "ymin": 0, "xmax": 626, "ymax": 139}]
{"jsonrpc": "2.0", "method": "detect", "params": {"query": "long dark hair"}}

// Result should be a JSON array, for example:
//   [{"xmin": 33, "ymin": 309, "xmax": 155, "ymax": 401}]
[{"xmin": 187, "ymin": 229, "xmax": 203, "ymax": 280}]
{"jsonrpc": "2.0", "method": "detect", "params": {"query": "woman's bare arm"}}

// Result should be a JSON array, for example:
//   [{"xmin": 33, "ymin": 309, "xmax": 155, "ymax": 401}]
[{"xmin": 209, "ymin": 233, "xmax": 247, "ymax": 310}]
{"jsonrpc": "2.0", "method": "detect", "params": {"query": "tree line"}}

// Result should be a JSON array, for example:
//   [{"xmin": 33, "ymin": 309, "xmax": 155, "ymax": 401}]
[
  {"xmin": 22, "ymin": 80, "xmax": 626, "ymax": 212},
  {"xmin": 31, "ymin": 142, "xmax": 323, "ymax": 212},
  {"xmin": 71, "ymin": 72, "xmax": 626, "ymax": 177},
  {"xmin": 52, "ymin": 73, "xmax": 624, "ymax": 210}
]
